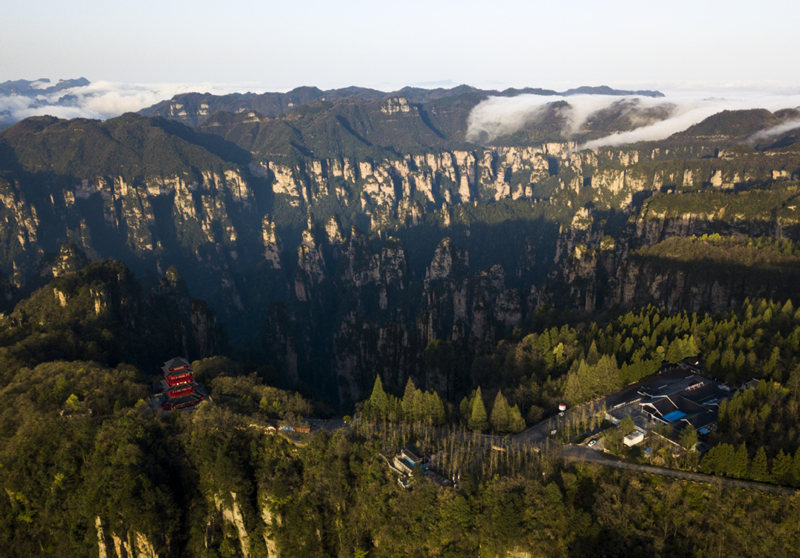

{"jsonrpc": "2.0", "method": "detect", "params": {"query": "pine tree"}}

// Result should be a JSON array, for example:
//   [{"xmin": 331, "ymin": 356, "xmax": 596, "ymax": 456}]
[
  {"xmin": 595, "ymin": 354, "xmax": 621, "ymax": 396},
  {"xmin": 490, "ymin": 391, "xmax": 510, "ymax": 433},
  {"xmin": 365, "ymin": 375, "xmax": 388, "ymax": 421},
  {"xmin": 401, "ymin": 378, "xmax": 418, "ymax": 422},
  {"xmin": 730, "ymin": 443, "xmax": 749, "ymax": 478},
  {"xmin": 764, "ymin": 346, "xmax": 781, "ymax": 379},
  {"xmin": 586, "ymin": 340, "xmax": 600, "ymax": 365},
  {"xmin": 701, "ymin": 443, "xmax": 734, "ymax": 475},
  {"xmin": 422, "ymin": 390, "xmax": 446, "ymax": 425},
  {"xmin": 468, "ymin": 387, "xmax": 488, "ymax": 432},
  {"xmin": 771, "ymin": 450, "xmax": 793, "ymax": 484},
  {"xmin": 790, "ymin": 447, "xmax": 800, "ymax": 487},
  {"xmin": 748, "ymin": 446, "xmax": 769, "ymax": 482},
  {"xmin": 563, "ymin": 362, "xmax": 586, "ymax": 406},
  {"xmin": 666, "ymin": 338, "xmax": 684, "ymax": 363},
  {"xmin": 508, "ymin": 405, "xmax": 526, "ymax": 433}
]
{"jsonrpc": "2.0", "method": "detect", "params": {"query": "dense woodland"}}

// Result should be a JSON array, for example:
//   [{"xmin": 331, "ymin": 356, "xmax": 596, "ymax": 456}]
[{"xmin": 0, "ymin": 259, "xmax": 799, "ymax": 556}]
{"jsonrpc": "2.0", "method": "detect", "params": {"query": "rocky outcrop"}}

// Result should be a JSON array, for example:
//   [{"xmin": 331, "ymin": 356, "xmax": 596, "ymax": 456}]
[
  {"xmin": 294, "ymin": 228, "xmax": 326, "ymax": 302},
  {"xmin": 259, "ymin": 497, "xmax": 281, "ymax": 557},
  {"xmin": 214, "ymin": 493, "xmax": 251, "ymax": 558},
  {"xmin": 95, "ymin": 516, "xmax": 159, "ymax": 558},
  {"xmin": 261, "ymin": 216, "xmax": 282, "ymax": 269},
  {"xmin": 97, "ymin": 516, "xmax": 108, "ymax": 558}
]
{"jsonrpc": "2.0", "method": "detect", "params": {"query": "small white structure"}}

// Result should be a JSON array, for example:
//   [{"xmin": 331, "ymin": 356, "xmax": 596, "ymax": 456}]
[{"xmin": 623, "ymin": 430, "xmax": 645, "ymax": 447}]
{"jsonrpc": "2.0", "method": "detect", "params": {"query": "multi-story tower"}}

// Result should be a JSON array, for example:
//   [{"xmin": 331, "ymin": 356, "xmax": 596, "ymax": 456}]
[{"xmin": 161, "ymin": 357, "xmax": 204, "ymax": 410}]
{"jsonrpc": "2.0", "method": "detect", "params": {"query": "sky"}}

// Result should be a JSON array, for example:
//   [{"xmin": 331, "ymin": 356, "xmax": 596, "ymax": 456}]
[
  {"xmin": 2, "ymin": 0, "xmax": 800, "ymax": 142},
  {"xmin": 2, "ymin": 0, "xmax": 799, "ymax": 91}
]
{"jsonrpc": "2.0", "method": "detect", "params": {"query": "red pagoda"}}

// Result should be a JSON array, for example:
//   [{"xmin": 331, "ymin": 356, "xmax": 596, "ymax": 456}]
[{"xmin": 160, "ymin": 357, "xmax": 205, "ymax": 411}]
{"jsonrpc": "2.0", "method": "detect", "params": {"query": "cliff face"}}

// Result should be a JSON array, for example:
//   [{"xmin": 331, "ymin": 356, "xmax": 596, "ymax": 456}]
[
  {"xmin": 546, "ymin": 200, "xmax": 800, "ymax": 317},
  {"xmin": 3, "ymin": 111, "xmax": 800, "ymax": 403},
  {"xmin": 95, "ymin": 516, "xmax": 159, "ymax": 558}
]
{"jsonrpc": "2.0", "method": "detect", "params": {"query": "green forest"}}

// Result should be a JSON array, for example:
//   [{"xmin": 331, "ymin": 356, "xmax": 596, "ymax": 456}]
[{"xmin": 1, "ymin": 259, "xmax": 800, "ymax": 557}]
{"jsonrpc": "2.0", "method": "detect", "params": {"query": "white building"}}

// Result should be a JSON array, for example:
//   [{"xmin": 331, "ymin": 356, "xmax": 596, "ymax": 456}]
[{"xmin": 623, "ymin": 430, "xmax": 645, "ymax": 447}]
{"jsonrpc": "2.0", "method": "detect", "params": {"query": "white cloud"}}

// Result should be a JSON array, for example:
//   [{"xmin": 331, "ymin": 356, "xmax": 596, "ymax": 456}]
[
  {"xmin": 465, "ymin": 94, "xmax": 552, "ymax": 141},
  {"xmin": 747, "ymin": 119, "xmax": 800, "ymax": 143},
  {"xmin": 466, "ymin": 89, "xmax": 800, "ymax": 150},
  {"xmin": 0, "ymin": 80, "xmax": 274, "ymax": 125}
]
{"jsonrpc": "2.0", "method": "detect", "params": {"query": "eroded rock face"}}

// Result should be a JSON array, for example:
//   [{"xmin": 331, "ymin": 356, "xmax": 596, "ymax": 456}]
[
  {"xmin": 0, "ymin": 136, "xmax": 788, "ymax": 314},
  {"xmin": 95, "ymin": 516, "xmax": 159, "ymax": 558},
  {"xmin": 214, "ymin": 493, "xmax": 250, "ymax": 558},
  {"xmin": 294, "ymin": 229, "xmax": 326, "ymax": 302},
  {"xmin": 3, "ymin": 127, "xmax": 799, "ymax": 404},
  {"xmin": 260, "ymin": 500, "xmax": 280, "ymax": 557}
]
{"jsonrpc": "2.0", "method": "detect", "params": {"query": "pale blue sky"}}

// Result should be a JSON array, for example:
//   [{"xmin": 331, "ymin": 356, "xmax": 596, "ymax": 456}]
[{"xmin": 1, "ymin": 0, "xmax": 798, "ymax": 90}]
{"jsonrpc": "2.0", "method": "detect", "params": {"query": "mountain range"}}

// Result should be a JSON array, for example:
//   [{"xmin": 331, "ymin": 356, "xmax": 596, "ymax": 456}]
[{"xmin": 1, "ymin": 82, "xmax": 800, "ymax": 405}]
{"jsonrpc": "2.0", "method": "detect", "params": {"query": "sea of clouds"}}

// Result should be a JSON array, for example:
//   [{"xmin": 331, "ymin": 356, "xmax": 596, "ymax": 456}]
[
  {"xmin": 466, "ymin": 89, "xmax": 800, "ymax": 149},
  {"xmin": 0, "ymin": 80, "xmax": 272, "ymax": 124},
  {"xmin": 4, "ymin": 80, "xmax": 800, "ymax": 150}
]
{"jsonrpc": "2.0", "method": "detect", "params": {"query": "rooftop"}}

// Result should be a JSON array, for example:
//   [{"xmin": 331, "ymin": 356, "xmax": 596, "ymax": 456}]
[
  {"xmin": 401, "ymin": 447, "xmax": 423, "ymax": 464},
  {"xmin": 163, "ymin": 357, "xmax": 191, "ymax": 372},
  {"xmin": 605, "ymin": 362, "xmax": 732, "ymax": 439}
]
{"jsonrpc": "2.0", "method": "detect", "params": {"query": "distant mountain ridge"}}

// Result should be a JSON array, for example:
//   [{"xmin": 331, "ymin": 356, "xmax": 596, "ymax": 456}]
[
  {"xmin": 0, "ymin": 77, "xmax": 90, "ymax": 97},
  {"xmin": 0, "ymin": 77, "xmax": 92, "ymax": 128},
  {"xmin": 139, "ymin": 83, "xmax": 665, "ymax": 128},
  {"xmin": 0, "ymin": 78, "xmax": 664, "ymax": 131},
  {"xmin": 136, "ymin": 85, "xmax": 669, "ymax": 161}
]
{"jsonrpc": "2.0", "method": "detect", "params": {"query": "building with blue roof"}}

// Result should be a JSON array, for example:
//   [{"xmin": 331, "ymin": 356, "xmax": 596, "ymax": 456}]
[{"xmin": 605, "ymin": 363, "xmax": 733, "ymax": 446}]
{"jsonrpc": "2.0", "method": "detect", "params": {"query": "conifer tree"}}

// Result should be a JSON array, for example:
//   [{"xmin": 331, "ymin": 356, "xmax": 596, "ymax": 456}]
[
  {"xmin": 365, "ymin": 375, "xmax": 388, "ymax": 421},
  {"xmin": 701, "ymin": 443, "xmax": 734, "ymax": 475},
  {"xmin": 508, "ymin": 404, "xmax": 526, "ymax": 433},
  {"xmin": 490, "ymin": 391, "xmax": 510, "ymax": 433},
  {"xmin": 417, "ymin": 390, "xmax": 445, "ymax": 425},
  {"xmin": 764, "ymin": 346, "xmax": 781, "ymax": 378},
  {"xmin": 771, "ymin": 450, "xmax": 793, "ymax": 484},
  {"xmin": 426, "ymin": 391, "xmax": 446, "ymax": 425},
  {"xmin": 731, "ymin": 443, "xmax": 749, "ymax": 478},
  {"xmin": 749, "ymin": 446, "xmax": 769, "ymax": 481},
  {"xmin": 468, "ymin": 387, "xmax": 488, "ymax": 432},
  {"xmin": 790, "ymin": 447, "xmax": 800, "ymax": 487},
  {"xmin": 586, "ymin": 341, "xmax": 600, "ymax": 365},
  {"xmin": 401, "ymin": 378, "xmax": 419, "ymax": 422}
]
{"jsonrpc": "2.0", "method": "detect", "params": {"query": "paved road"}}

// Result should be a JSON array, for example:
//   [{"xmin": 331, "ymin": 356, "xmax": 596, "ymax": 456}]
[
  {"xmin": 561, "ymin": 445, "xmax": 798, "ymax": 496},
  {"xmin": 307, "ymin": 410, "xmax": 798, "ymax": 496}
]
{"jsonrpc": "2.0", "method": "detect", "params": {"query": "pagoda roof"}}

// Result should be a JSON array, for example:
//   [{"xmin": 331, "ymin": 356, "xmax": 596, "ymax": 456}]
[{"xmin": 163, "ymin": 357, "xmax": 192, "ymax": 374}]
